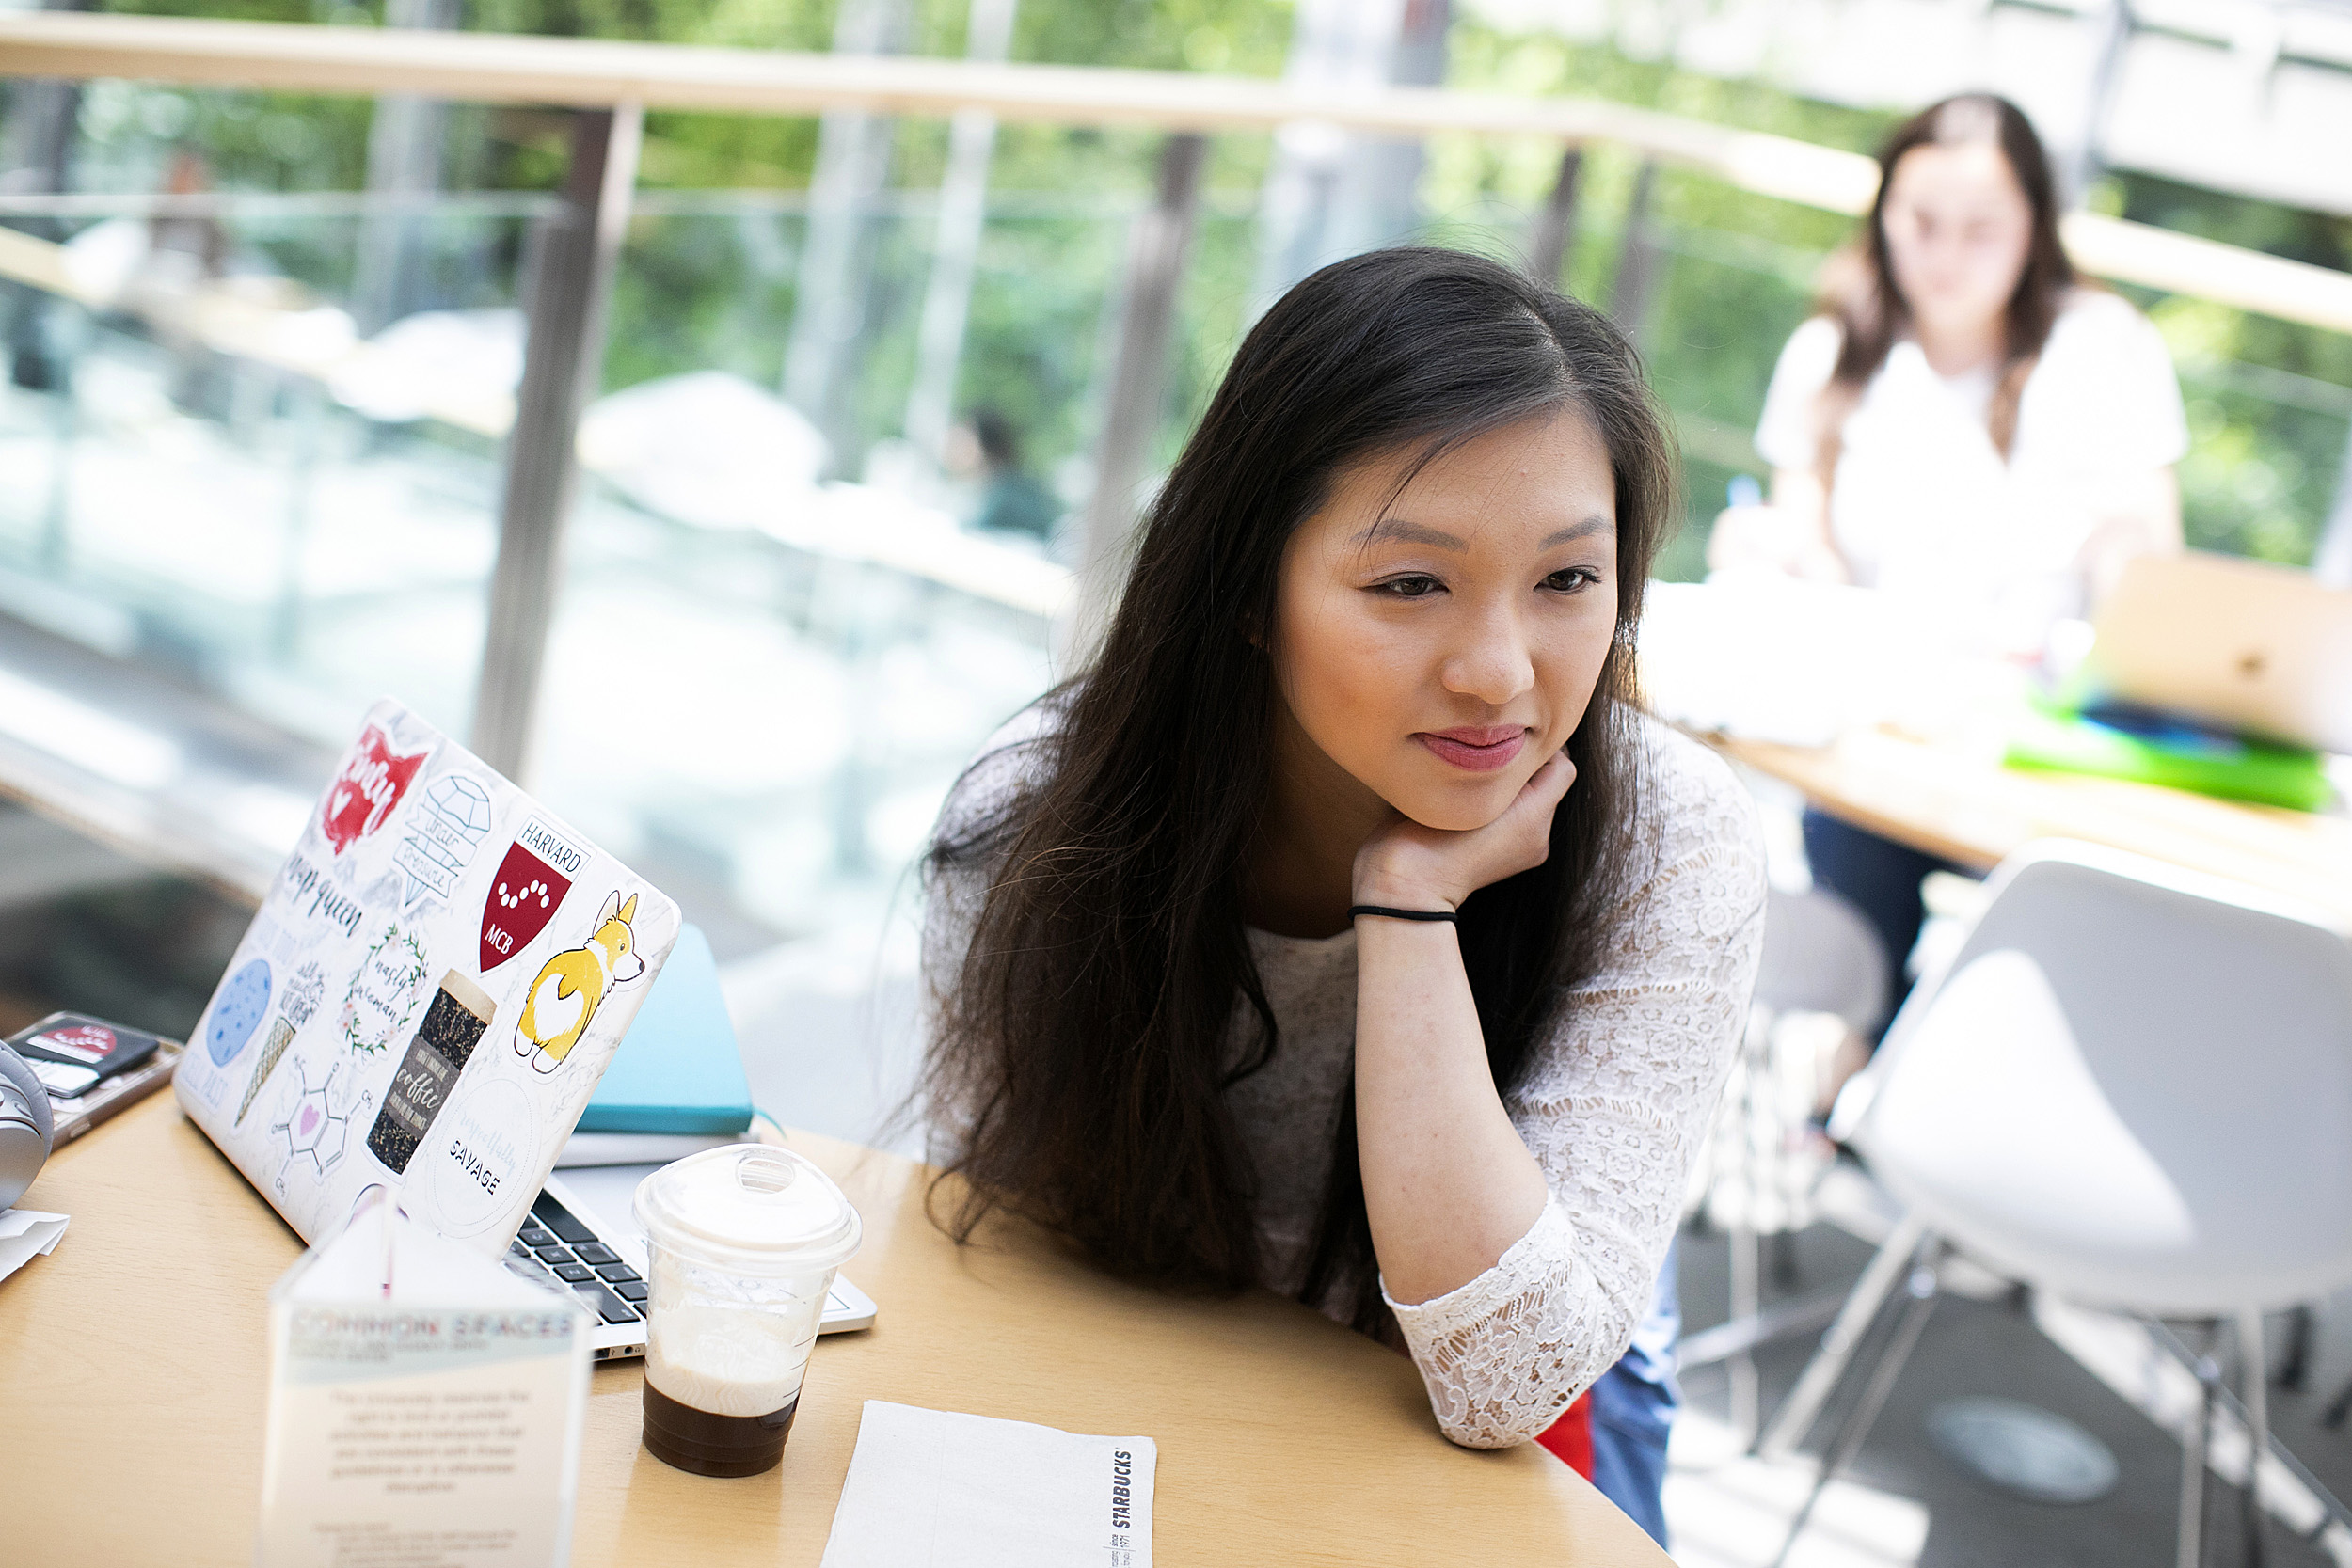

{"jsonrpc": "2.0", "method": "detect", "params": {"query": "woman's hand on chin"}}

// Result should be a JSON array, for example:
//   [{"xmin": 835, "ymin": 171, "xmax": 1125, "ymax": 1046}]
[{"xmin": 1351, "ymin": 750, "xmax": 1576, "ymax": 913}]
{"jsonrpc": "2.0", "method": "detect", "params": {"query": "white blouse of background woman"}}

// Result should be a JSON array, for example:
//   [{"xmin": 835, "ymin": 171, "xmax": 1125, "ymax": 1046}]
[{"xmin": 1754, "ymin": 288, "xmax": 2188, "ymax": 639}]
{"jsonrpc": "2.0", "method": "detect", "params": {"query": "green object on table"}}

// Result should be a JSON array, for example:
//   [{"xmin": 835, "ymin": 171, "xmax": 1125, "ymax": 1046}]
[{"xmin": 2005, "ymin": 695, "xmax": 2333, "ymax": 812}]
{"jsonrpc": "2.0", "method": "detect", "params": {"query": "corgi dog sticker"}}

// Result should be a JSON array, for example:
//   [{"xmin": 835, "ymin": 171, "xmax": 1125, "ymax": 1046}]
[{"xmin": 512, "ymin": 891, "xmax": 645, "ymax": 1074}]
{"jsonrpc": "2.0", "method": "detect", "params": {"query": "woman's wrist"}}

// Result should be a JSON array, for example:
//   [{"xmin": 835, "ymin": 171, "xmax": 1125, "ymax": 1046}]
[
  {"xmin": 1351, "ymin": 903, "xmax": 1459, "ymax": 926},
  {"xmin": 1349, "ymin": 866, "xmax": 1462, "ymax": 915}
]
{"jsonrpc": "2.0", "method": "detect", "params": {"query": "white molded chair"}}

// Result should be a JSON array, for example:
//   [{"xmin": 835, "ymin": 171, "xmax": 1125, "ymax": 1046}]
[
  {"xmin": 1758, "ymin": 840, "xmax": 2352, "ymax": 1567},
  {"xmin": 1689, "ymin": 885, "xmax": 1891, "ymax": 1438},
  {"xmin": 1756, "ymin": 882, "xmax": 1893, "ymax": 1032}
]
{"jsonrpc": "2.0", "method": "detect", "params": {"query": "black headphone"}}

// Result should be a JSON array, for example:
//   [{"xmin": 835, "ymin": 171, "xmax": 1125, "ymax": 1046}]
[{"xmin": 0, "ymin": 1040, "xmax": 55, "ymax": 1212}]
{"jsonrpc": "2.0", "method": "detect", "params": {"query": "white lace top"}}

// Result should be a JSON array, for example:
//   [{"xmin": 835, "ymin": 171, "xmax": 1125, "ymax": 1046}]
[{"xmin": 921, "ymin": 707, "xmax": 1767, "ymax": 1449}]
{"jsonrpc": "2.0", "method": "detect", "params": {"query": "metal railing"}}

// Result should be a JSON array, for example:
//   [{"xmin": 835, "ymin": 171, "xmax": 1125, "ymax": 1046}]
[
  {"xmin": 5, "ymin": 8, "xmax": 2350, "ymax": 785},
  {"xmin": 8, "ymin": 12, "xmax": 2352, "ymax": 325}
]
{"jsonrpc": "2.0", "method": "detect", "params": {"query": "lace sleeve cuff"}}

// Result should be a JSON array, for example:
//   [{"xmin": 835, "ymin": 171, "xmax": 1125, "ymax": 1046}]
[
  {"xmin": 1380, "ymin": 1195, "xmax": 1573, "ymax": 1335},
  {"xmin": 1378, "ymin": 1197, "xmax": 1609, "ymax": 1448}
]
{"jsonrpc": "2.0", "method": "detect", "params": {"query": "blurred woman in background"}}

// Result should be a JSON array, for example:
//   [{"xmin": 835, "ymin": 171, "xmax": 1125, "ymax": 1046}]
[{"xmin": 1711, "ymin": 93, "xmax": 2187, "ymax": 1047}]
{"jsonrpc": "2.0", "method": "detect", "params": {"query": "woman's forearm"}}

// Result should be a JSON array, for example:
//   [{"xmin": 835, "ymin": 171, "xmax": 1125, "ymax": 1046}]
[
  {"xmin": 2074, "ymin": 466, "xmax": 2182, "ymax": 606},
  {"xmin": 1352, "ymin": 917, "xmax": 1549, "ymax": 1307},
  {"xmin": 1705, "ymin": 469, "xmax": 1851, "ymax": 582}
]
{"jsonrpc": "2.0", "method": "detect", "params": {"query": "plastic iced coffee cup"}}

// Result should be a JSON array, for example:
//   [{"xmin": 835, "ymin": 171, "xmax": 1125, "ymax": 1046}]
[{"xmin": 632, "ymin": 1144, "xmax": 862, "ymax": 1478}]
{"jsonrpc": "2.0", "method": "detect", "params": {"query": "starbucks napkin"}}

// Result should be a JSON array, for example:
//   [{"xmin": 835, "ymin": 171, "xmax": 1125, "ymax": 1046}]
[{"xmin": 818, "ymin": 1401, "xmax": 1155, "ymax": 1568}]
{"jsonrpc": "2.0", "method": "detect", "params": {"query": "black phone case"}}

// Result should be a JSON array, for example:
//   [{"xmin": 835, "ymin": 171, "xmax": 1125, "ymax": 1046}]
[{"xmin": 8, "ymin": 1012, "xmax": 166, "ymax": 1082}]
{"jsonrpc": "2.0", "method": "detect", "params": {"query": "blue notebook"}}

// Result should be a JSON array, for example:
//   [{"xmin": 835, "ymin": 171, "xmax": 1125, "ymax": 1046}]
[{"xmin": 577, "ymin": 925, "xmax": 755, "ymax": 1134}]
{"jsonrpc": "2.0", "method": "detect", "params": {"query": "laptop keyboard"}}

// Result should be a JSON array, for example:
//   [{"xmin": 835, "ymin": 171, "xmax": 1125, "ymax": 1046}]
[{"xmin": 502, "ymin": 1189, "xmax": 645, "ymax": 1325}]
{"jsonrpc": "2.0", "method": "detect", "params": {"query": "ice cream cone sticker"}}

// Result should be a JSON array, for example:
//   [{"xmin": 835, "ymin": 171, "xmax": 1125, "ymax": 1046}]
[
  {"xmin": 235, "ymin": 1018, "xmax": 296, "ymax": 1127},
  {"xmin": 513, "ymin": 891, "xmax": 645, "ymax": 1074}
]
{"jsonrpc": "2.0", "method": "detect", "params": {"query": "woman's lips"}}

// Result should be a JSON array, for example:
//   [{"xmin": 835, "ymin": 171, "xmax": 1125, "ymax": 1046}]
[{"xmin": 1414, "ymin": 727, "xmax": 1530, "ymax": 772}]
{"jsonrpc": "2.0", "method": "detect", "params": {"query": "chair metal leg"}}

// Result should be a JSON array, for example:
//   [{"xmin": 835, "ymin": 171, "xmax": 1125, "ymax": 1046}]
[
  {"xmin": 2323, "ymin": 1371, "xmax": 2352, "ymax": 1432},
  {"xmin": 1679, "ymin": 1288, "xmax": 1847, "ymax": 1370},
  {"xmin": 1771, "ymin": 1014, "xmax": 1807, "ymax": 1288},
  {"xmin": 1770, "ymin": 1251, "xmax": 1941, "ymax": 1568},
  {"xmin": 2277, "ymin": 1306, "xmax": 2312, "ymax": 1393},
  {"xmin": 1729, "ymin": 1204, "xmax": 1760, "ymax": 1441},
  {"xmin": 1727, "ymin": 1007, "xmax": 1768, "ymax": 1442},
  {"xmin": 1771, "ymin": 1229, "xmax": 1802, "ymax": 1291},
  {"xmin": 2238, "ymin": 1307, "xmax": 2268, "ymax": 1568},
  {"xmin": 2180, "ymin": 1323, "xmax": 2220, "ymax": 1568},
  {"xmin": 1756, "ymin": 1212, "xmax": 1928, "ymax": 1460}
]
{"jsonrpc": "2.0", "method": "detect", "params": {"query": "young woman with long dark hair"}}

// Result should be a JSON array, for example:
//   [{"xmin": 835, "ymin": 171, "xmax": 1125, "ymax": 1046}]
[
  {"xmin": 920, "ymin": 247, "xmax": 1766, "ymax": 1536},
  {"xmin": 1711, "ymin": 94, "xmax": 2186, "ymax": 1053}
]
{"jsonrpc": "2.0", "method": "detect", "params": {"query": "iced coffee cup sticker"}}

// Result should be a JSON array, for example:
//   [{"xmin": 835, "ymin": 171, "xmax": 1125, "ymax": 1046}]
[{"xmin": 364, "ymin": 970, "xmax": 497, "ymax": 1176}]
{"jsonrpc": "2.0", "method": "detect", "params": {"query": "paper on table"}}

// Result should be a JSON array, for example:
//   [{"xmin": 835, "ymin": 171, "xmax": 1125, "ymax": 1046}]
[
  {"xmin": 554, "ymin": 1129, "xmax": 735, "ymax": 1167},
  {"xmin": 257, "ymin": 1191, "xmax": 591, "ymax": 1568},
  {"xmin": 0, "ymin": 1207, "xmax": 69, "ymax": 1285},
  {"xmin": 818, "ymin": 1401, "xmax": 1155, "ymax": 1568}
]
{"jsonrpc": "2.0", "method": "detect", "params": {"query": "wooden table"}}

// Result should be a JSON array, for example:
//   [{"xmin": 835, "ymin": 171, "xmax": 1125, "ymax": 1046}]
[
  {"xmin": 0, "ymin": 1093, "xmax": 1665, "ymax": 1567},
  {"xmin": 1714, "ymin": 726, "xmax": 2352, "ymax": 929}
]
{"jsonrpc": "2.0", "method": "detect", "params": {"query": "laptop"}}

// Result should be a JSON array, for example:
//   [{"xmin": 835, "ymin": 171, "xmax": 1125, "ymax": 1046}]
[
  {"xmin": 2090, "ymin": 553, "xmax": 2352, "ymax": 754},
  {"xmin": 176, "ymin": 698, "xmax": 874, "ymax": 1358}
]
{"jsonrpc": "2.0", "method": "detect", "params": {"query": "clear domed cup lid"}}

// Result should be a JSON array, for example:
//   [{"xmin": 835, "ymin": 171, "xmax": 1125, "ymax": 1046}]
[{"xmin": 633, "ymin": 1143, "xmax": 862, "ymax": 1277}]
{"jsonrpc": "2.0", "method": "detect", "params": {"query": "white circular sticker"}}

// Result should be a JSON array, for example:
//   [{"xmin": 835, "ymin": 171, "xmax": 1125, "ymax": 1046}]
[{"xmin": 429, "ymin": 1075, "xmax": 537, "ymax": 1237}]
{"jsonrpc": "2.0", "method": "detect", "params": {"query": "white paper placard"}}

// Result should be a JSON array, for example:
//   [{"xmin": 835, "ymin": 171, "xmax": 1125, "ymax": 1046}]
[{"xmin": 258, "ymin": 1192, "xmax": 591, "ymax": 1568}]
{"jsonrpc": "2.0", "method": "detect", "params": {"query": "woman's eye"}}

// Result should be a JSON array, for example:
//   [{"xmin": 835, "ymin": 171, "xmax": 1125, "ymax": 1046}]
[
  {"xmin": 1378, "ymin": 575, "xmax": 1442, "ymax": 598},
  {"xmin": 1542, "ymin": 568, "xmax": 1596, "ymax": 594}
]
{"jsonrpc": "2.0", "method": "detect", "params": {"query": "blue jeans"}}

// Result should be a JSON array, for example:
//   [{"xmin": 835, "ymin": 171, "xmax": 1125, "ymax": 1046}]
[{"xmin": 1588, "ymin": 1242, "xmax": 1680, "ymax": 1548}]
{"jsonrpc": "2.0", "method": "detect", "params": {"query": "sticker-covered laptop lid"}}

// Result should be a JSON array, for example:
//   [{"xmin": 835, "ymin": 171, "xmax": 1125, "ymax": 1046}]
[{"xmin": 175, "ymin": 698, "xmax": 682, "ymax": 1256}]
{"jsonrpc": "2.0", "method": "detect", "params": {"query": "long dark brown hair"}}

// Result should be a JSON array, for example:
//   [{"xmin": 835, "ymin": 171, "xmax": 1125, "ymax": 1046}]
[
  {"xmin": 921, "ymin": 247, "xmax": 1678, "ymax": 1334},
  {"xmin": 1815, "ymin": 93, "xmax": 2075, "ymax": 481}
]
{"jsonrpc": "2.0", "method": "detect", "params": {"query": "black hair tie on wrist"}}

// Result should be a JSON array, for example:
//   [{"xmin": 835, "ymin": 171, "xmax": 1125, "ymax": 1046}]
[{"xmin": 1349, "ymin": 904, "xmax": 1458, "ymax": 924}]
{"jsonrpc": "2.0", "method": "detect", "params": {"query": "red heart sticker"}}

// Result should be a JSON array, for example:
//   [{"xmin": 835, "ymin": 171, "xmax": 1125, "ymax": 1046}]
[
  {"xmin": 321, "ymin": 723, "xmax": 430, "ymax": 856},
  {"xmin": 32, "ymin": 1022, "xmax": 118, "ymax": 1064}
]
